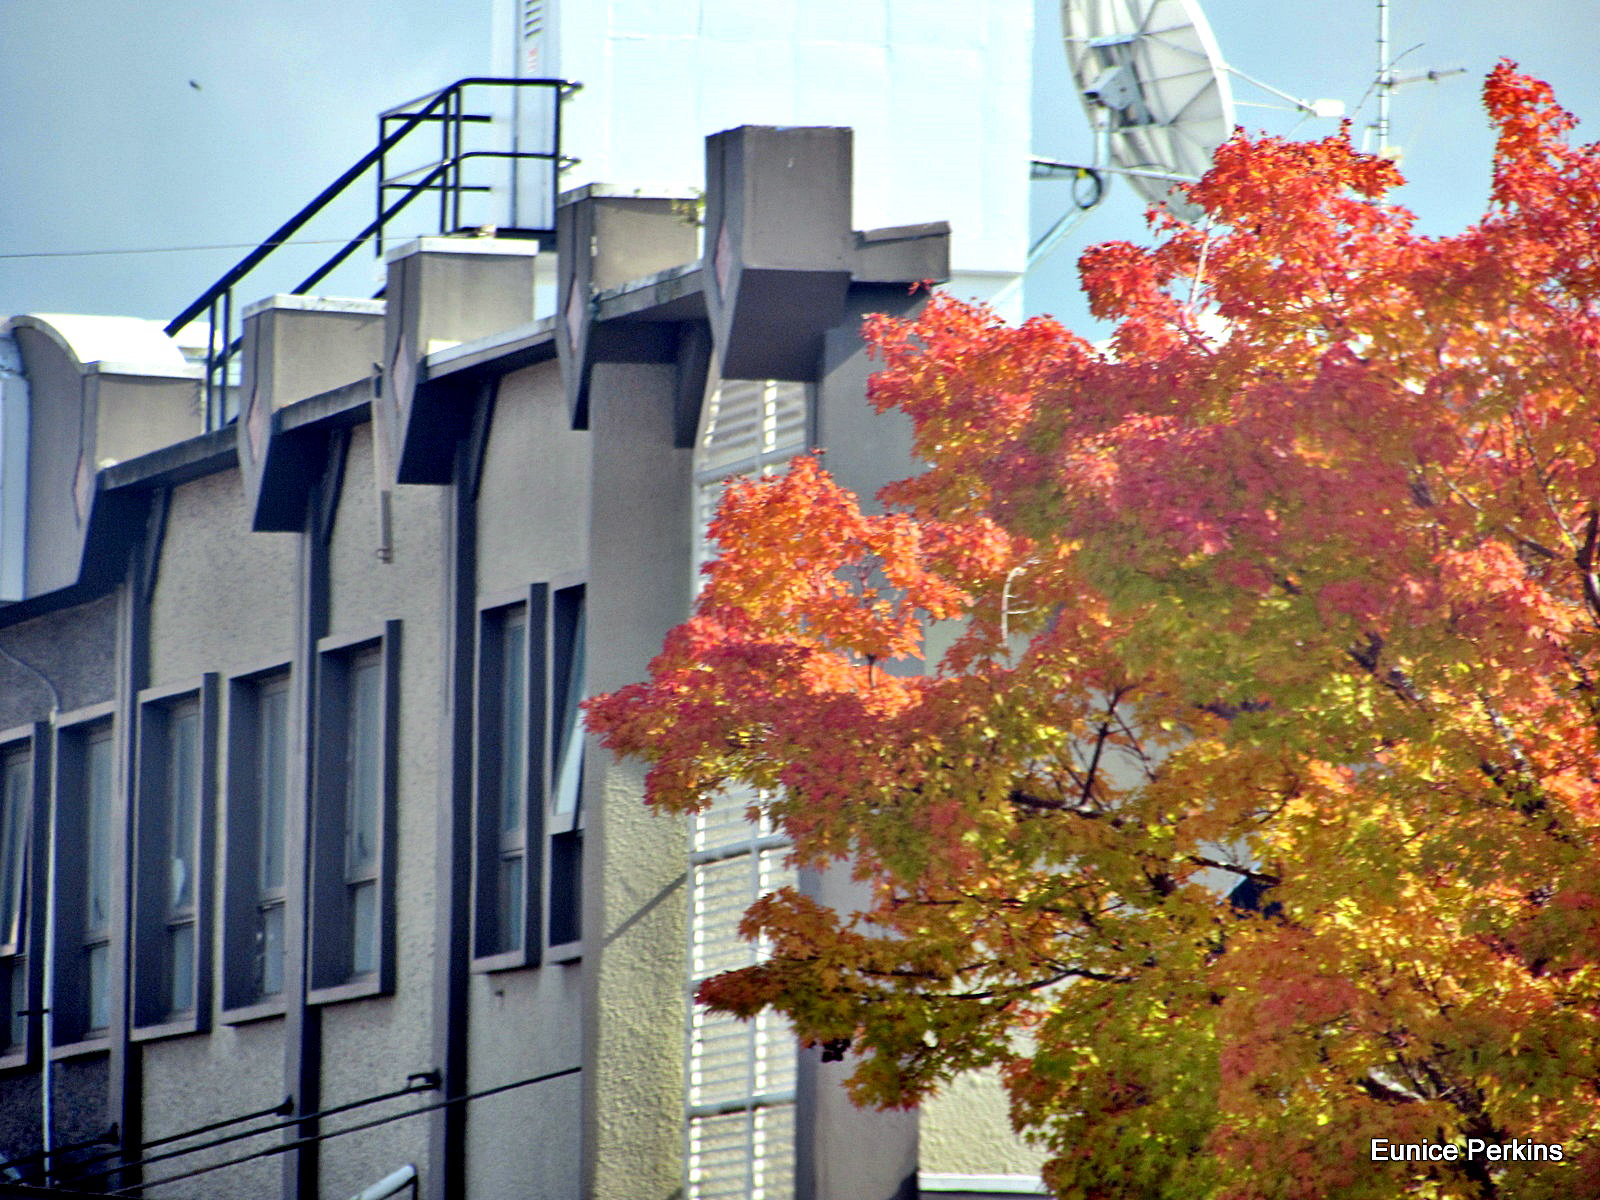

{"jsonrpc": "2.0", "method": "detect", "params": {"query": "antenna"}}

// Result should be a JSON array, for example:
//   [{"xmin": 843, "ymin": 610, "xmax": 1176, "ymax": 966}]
[
  {"xmin": 1033, "ymin": 0, "xmax": 1344, "ymax": 268},
  {"xmin": 1368, "ymin": 0, "xmax": 1465, "ymax": 160},
  {"xmin": 1058, "ymin": 0, "xmax": 1238, "ymax": 222},
  {"xmin": 1377, "ymin": 0, "xmax": 1394, "ymax": 155}
]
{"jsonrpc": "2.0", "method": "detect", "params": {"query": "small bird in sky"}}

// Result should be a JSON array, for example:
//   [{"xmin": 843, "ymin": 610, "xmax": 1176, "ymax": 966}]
[{"xmin": 189, "ymin": 80, "xmax": 202, "ymax": 91}]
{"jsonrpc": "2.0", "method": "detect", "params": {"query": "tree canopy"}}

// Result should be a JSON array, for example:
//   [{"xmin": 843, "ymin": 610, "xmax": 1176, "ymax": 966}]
[{"xmin": 587, "ymin": 65, "xmax": 1600, "ymax": 1199}]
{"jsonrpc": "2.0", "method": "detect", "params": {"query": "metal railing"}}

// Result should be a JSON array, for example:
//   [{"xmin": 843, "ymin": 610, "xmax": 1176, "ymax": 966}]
[{"xmin": 166, "ymin": 77, "xmax": 578, "ymax": 431}]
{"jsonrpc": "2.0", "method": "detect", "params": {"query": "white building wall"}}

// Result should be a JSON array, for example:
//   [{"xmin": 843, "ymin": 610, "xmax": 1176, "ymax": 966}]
[{"xmin": 495, "ymin": 0, "xmax": 1034, "ymax": 315}]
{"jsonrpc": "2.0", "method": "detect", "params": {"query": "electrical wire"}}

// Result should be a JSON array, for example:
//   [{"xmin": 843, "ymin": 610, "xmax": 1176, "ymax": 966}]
[
  {"xmin": 107, "ymin": 1066, "xmax": 582, "ymax": 1195},
  {"xmin": 0, "ymin": 236, "xmax": 379, "ymax": 262},
  {"xmin": 73, "ymin": 1078, "xmax": 438, "ymax": 1185}
]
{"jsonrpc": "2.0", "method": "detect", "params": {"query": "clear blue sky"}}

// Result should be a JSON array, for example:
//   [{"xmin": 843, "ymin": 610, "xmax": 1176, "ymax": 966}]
[
  {"xmin": 1, "ymin": 1, "xmax": 1594, "ymax": 335},
  {"xmin": 1027, "ymin": 0, "xmax": 1600, "ymax": 329},
  {"xmin": 0, "ymin": 0, "xmax": 490, "ymax": 325}
]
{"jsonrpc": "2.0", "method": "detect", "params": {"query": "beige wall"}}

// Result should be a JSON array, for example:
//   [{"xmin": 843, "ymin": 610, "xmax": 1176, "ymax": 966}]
[
  {"xmin": 140, "ymin": 468, "xmax": 299, "ymax": 1199},
  {"xmin": 474, "ymin": 361, "xmax": 589, "ymax": 597},
  {"xmin": 581, "ymin": 361, "xmax": 695, "ymax": 1200},
  {"xmin": 320, "ymin": 423, "xmax": 449, "ymax": 1200},
  {"xmin": 148, "ymin": 471, "xmax": 298, "ymax": 684},
  {"xmin": 464, "ymin": 359, "xmax": 590, "ymax": 1197},
  {"xmin": 920, "ymin": 1072, "xmax": 1045, "ymax": 1179}
]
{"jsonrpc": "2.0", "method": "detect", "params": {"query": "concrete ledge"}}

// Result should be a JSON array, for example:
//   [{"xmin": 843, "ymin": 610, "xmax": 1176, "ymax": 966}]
[{"xmin": 919, "ymin": 1172, "xmax": 1049, "ymax": 1196}]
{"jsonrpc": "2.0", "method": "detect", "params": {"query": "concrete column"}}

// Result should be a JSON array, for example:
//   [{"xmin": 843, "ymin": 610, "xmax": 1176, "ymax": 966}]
[{"xmin": 580, "ymin": 361, "xmax": 694, "ymax": 1200}]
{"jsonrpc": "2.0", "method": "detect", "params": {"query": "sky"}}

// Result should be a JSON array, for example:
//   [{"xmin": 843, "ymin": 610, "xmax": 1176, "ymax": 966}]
[
  {"xmin": 1, "ymin": 0, "xmax": 1596, "ymax": 337},
  {"xmin": 1026, "ymin": 0, "xmax": 1600, "ymax": 330},
  {"xmin": 0, "ymin": 0, "xmax": 491, "ymax": 327}
]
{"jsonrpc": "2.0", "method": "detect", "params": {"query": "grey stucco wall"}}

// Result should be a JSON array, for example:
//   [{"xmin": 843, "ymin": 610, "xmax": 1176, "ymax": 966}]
[
  {"xmin": 0, "ymin": 595, "xmax": 116, "ymax": 727},
  {"xmin": 147, "ymin": 470, "xmax": 299, "ymax": 684},
  {"xmin": 919, "ymin": 1069, "xmax": 1044, "ymax": 1180},
  {"xmin": 580, "ymin": 362, "xmax": 694, "ymax": 1200},
  {"xmin": 49, "ymin": 1056, "xmax": 111, "ymax": 1181},
  {"xmin": 0, "ymin": 1070, "xmax": 42, "ymax": 1168},
  {"xmin": 464, "ymin": 967, "xmax": 584, "ymax": 1199},
  {"xmin": 474, "ymin": 361, "xmax": 590, "ymax": 597},
  {"xmin": 464, "ymin": 361, "xmax": 589, "ymax": 1198},
  {"xmin": 140, "ymin": 1022, "xmax": 287, "ymax": 1199},
  {"xmin": 138, "ymin": 467, "xmax": 298, "ymax": 1199},
  {"xmin": 319, "ymin": 423, "xmax": 447, "ymax": 1200}
]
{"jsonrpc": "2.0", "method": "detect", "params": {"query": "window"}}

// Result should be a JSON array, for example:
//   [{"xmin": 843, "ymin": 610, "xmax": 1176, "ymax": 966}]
[
  {"xmin": 222, "ymin": 668, "xmax": 291, "ymax": 1017},
  {"xmin": 132, "ymin": 681, "xmax": 214, "ymax": 1036},
  {"xmin": 694, "ymin": 378, "xmax": 810, "ymax": 574},
  {"xmin": 309, "ymin": 624, "xmax": 398, "ymax": 1000},
  {"xmin": 686, "ymin": 791, "xmax": 798, "ymax": 1200},
  {"xmin": 52, "ymin": 709, "xmax": 116, "ymax": 1049},
  {"xmin": 687, "ymin": 377, "xmax": 808, "ymax": 1197},
  {"xmin": 472, "ymin": 582, "xmax": 584, "ymax": 970},
  {"xmin": 475, "ymin": 600, "xmax": 535, "ymax": 964},
  {"xmin": 546, "ymin": 582, "xmax": 585, "ymax": 955},
  {"xmin": 0, "ymin": 727, "xmax": 42, "ymax": 1067}
]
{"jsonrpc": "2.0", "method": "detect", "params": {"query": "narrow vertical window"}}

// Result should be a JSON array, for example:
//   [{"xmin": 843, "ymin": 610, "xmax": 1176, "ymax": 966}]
[
  {"xmin": 495, "ymin": 609, "xmax": 529, "ymax": 953},
  {"xmin": 547, "ymin": 583, "xmax": 585, "ymax": 952},
  {"xmin": 51, "ymin": 710, "xmax": 117, "ymax": 1048},
  {"xmin": 474, "ymin": 600, "xmax": 537, "ymax": 966},
  {"xmin": 309, "ymin": 625, "xmax": 397, "ymax": 1001},
  {"xmin": 134, "ymin": 680, "xmax": 214, "ymax": 1036},
  {"xmin": 161, "ymin": 702, "xmax": 200, "ymax": 1016},
  {"xmin": 343, "ymin": 648, "xmax": 382, "ymax": 978},
  {"xmin": 472, "ymin": 582, "xmax": 585, "ymax": 969},
  {"xmin": 550, "ymin": 587, "xmax": 585, "ymax": 822},
  {"xmin": 254, "ymin": 679, "xmax": 288, "ymax": 999},
  {"xmin": 84, "ymin": 726, "xmax": 114, "ymax": 1035},
  {"xmin": 222, "ymin": 668, "xmax": 290, "ymax": 1017},
  {"xmin": 0, "ymin": 742, "xmax": 31, "ymax": 1060}
]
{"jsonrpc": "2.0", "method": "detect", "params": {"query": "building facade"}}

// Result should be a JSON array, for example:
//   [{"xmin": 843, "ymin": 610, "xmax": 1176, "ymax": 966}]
[{"xmin": 0, "ymin": 126, "xmax": 1044, "ymax": 1200}]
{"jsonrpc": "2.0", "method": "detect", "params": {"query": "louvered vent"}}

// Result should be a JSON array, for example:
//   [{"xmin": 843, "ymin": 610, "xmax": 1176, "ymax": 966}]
[
  {"xmin": 687, "ymin": 788, "xmax": 796, "ymax": 1200},
  {"xmin": 698, "ymin": 379, "xmax": 808, "ymax": 478},
  {"xmin": 687, "ymin": 378, "xmax": 810, "ymax": 1200},
  {"xmin": 696, "ymin": 379, "xmax": 809, "ymax": 569}
]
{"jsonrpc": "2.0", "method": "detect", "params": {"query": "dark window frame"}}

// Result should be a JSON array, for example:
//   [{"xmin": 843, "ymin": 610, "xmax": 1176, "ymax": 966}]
[
  {"xmin": 471, "ymin": 579, "xmax": 585, "ymax": 972},
  {"xmin": 0, "ymin": 723, "xmax": 47, "ymax": 1071},
  {"xmin": 130, "ymin": 677, "xmax": 217, "ymax": 1041},
  {"xmin": 50, "ymin": 702, "xmax": 117, "ymax": 1058},
  {"xmin": 220, "ymin": 661, "xmax": 294, "ymax": 1024},
  {"xmin": 472, "ymin": 587, "xmax": 544, "ymax": 971},
  {"xmin": 545, "ymin": 581, "xmax": 585, "ymax": 962},
  {"xmin": 308, "ymin": 623, "xmax": 399, "ymax": 1004}
]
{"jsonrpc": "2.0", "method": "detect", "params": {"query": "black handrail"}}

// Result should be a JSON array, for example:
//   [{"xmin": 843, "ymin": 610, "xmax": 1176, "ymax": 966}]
[
  {"xmin": 164, "ymin": 77, "xmax": 574, "ymax": 340},
  {"xmin": 164, "ymin": 77, "xmax": 577, "ymax": 430}
]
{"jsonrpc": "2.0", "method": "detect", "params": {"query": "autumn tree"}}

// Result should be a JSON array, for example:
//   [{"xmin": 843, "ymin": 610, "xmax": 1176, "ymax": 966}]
[{"xmin": 587, "ymin": 66, "xmax": 1600, "ymax": 1199}]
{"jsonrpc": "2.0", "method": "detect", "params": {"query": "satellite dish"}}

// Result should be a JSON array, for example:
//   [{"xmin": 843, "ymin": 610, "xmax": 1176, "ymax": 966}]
[{"xmin": 1060, "ymin": 0, "xmax": 1236, "ymax": 221}]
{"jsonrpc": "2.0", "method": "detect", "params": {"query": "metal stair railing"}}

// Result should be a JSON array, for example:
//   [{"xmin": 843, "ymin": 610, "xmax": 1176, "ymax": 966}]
[{"xmin": 165, "ymin": 76, "xmax": 578, "ymax": 432}]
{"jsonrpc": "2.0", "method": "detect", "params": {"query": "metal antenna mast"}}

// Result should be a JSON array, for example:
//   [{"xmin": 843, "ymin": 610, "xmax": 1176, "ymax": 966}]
[
  {"xmin": 1368, "ymin": 0, "xmax": 1464, "ymax": 160},
  {"xmin": 1376, "ymin": 0, "xmax": 1393, "ymax": 156}
]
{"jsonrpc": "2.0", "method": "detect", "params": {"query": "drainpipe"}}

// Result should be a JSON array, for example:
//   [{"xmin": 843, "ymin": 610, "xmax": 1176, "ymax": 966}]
[
  {"xmin": 0, "ymin": 640, "xmax": 61, "ymax": 1176},
  {"xmin": 346, "ymin": 1162, "xmax": 417, "ymax": 1200}
]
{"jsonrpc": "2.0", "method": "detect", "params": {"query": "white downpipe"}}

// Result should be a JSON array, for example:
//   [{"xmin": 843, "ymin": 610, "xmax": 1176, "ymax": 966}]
[
  {"xmin": 0, "ymin": 640, "xmax": 60, "ymax": 1174},
  {"xmin": 346, "ymin": 1162, "xmax": 418, "ymax": 1200}
]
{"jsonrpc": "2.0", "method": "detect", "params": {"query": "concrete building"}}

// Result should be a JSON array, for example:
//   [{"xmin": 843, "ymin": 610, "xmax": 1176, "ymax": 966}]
[
  {"xmin": 0, "ymin": 125, "xmax": 1044, "ymax": 1199},
  {"xmin": 492, "ymin": 0, "xmax": 1034, "ymax": 318}
]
